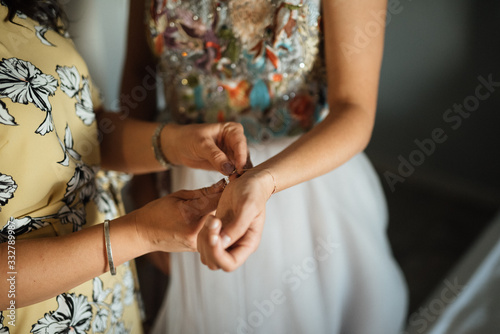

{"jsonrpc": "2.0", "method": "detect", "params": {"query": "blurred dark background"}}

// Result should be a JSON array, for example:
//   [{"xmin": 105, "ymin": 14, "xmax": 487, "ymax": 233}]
[
  {"xmin": 66, "ymin": 0, "xmax": 500, "ymax": 327},
  {"xmin": 365, "ymin": 0, "xmax": 500, "ymax": 315}
]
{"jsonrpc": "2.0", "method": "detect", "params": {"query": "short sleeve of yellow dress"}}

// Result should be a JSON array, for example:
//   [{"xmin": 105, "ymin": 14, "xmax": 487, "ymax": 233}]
[{"xmin": 0, "ymin": 5, "xmax": 143, "ymax": 333}]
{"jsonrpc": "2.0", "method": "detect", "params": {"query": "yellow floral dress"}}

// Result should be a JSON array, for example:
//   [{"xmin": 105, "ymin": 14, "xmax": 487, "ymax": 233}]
[{"xmin": 0, "ymin": 4, "xmax": 143, "ymax": 333}]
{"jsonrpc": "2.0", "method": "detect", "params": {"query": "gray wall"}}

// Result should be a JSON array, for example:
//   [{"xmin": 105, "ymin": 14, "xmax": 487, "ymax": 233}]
[
  {"xmin": 367, "ymin": 0, "xmax": 500, "ymax": 201},
  {"xmin": 65, "ymin": 0, "xmax": 129, "ymax": 111}
]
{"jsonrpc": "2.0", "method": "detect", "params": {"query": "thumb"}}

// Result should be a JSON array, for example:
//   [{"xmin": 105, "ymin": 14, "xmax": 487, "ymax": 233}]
[
  {"xmin": 175, "ymin": 179, "xmax": 226, "ymax": 222},
  {"xmin": 186, "ymin": 179, "xmax": 227, "ymax": 217},
  {"xmin": 175, "ymin": 178, "xmax": 227, "ymax": 201},
  {"xmin": 201, "ymin": 178, "xmax": 228, "ymax": 196},
  {"xmin": 204, "ymin": 142, "xmax": 236, "ymax": 175}
]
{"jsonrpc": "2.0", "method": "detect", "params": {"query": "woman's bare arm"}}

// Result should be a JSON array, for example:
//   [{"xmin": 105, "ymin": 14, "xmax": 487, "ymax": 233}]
[
  {"xmin": 198, "ymin": 0, "xmax": 388, "ymax": 271},
  {"xmin": 0, "ymin": 181, "xmax": 224, "ymax": 309}
]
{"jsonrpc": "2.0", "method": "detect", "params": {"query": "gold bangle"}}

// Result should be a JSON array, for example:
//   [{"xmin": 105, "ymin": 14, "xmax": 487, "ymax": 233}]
[
  {"xmin": 152, "ymin": 122, "xmax": 172, "ymax": 169},
  {"xmin": 103, "ymin": 220, "xmax": 116, "ymax": 276}
]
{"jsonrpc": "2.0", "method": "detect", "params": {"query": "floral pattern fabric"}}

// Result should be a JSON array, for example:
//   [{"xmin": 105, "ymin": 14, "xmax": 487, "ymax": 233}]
[
  {"xmin": 30, "ymin": 263, "xmax": 137, "ymax": 334},
  {"xmin": 0, "ymin": 4, "xmax": 142, "ymax": 333},
  {"xmin": 148, "ymin": 0, "xmax": 327, "ymax": 142},
  {"xmin": 0, "ymin": 57, "xmax": 109, "ymax": 237}
]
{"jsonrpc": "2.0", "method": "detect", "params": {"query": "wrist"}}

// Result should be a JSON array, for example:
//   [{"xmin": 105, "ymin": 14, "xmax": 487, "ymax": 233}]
[
  {"xmin": 244, "ymin": 168, "xmax": 277, "ymax": 199},
  {"xmin": 127, "ymin": 209, "xmax": 156, "ymax": 255},
  {"xmin": 160, "ymin": 123, "xmax": 181, "ymax": 166},
  {"xmin": 152, "ymin": 122, "xmax": 177, "ymax": 168},
  {"xmin": 101, "ymin": 213, "xmax": 151, "ymax": 271}
]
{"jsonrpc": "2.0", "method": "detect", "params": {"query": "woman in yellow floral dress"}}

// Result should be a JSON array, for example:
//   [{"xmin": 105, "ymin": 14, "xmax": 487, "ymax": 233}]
[{"xmin": 0, "ymin": 1, "xmax": 248, "ymax": 332}]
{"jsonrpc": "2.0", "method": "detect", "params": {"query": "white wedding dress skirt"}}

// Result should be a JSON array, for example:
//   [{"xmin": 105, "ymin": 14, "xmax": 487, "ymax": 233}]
[{"xmin": 152, "ymin": 136, "xmax": 408, "ymax": 334}]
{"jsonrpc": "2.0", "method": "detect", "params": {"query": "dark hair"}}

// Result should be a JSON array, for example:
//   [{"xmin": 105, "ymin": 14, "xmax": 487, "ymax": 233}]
[{"xmin": 2, "ymin": 0, "xmax": 66, "ymax": 33}]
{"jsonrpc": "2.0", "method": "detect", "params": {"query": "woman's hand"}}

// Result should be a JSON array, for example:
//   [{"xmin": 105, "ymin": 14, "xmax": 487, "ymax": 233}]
[
  {"xmin": 135, "ymin": 179, "xmax": 227, "ymax": 253},
  {"xmin": 197, "ymin": 169, "xmax": 275, "ymax": 271},
  {"xmin": 163, "ymin": 122, "xmax": 251, "ymax": 175}
]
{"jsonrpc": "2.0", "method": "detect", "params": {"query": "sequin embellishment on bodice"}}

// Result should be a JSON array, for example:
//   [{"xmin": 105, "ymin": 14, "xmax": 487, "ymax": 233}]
[{"xmin": 148, "ymin": 0, "xmax": 326, "ymax": 142}]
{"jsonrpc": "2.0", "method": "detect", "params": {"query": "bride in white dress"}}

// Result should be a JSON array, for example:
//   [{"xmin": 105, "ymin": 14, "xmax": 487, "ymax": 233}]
[{"xmin": 125, "ymin": 0, "xmax": 408, "ymax": 333}]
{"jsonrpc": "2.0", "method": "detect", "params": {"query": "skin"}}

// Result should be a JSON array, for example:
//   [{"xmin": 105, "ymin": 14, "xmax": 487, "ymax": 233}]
[
  {"xmin": 124, "ymin": 0, "xmax": 387, "ymax": 272},
  {"xmin": 0, "ymin": 180, "xmax": 225, "ymax": 309},
  {"xmin": 97, "ymin": 111, "xmax": 248, "ymax": 175},
  {"xmin": 0, "ymin": 4, "xmax": 250, "ymax": 308},
  {"xmin": 198, "ymin": 0, "xmax": 388, "ymax": 271},
  {"xmin": 0, "ymin": 113, "xmax": 248, "ymax": 309}
]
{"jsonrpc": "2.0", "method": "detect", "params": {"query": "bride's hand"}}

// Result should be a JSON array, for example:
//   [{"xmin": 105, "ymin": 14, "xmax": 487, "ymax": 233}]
[
  {"xmin": 197, "ymin": 169, "xmax": 275, "ymax": 271},
  {"xmin": 162, "ymin": 122, "xmax": 250, "ymax": 175}
]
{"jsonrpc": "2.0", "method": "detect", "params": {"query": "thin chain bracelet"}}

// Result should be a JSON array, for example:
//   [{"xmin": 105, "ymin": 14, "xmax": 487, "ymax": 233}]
[{"xmin": 238, "ymin": 168, "xmax": 277, "ymax": 196}]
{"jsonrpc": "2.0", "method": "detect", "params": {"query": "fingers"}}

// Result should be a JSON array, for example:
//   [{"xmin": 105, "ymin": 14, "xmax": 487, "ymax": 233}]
[
  {"xmin": 230, "ymin": 154, "xmax": 253, "ymax": 181},
  {"xmin": 205, "ymin": 141, "xmax": 236, "ymax": 175},
  {"xmin": 198, "ymin": 215, "xmax": 222, "ymax": 270},
  {"xmin": 224, "ymin": 123, "xmax": 248, "ymax": 172},
  {"xmin": 206, "ymin": 215, "xmax": 222, "ymax": 247},
  {"xmin": 198, "ymin": 182, "xmax": 266, "ymax": 271},
  {"xmin": 175, "ymin": 179, "xmax": 226, "ymax": 223},
  {"xmin": 242, "ymin": 153, "xmax": 254, "ymax": 171},
  {"xmin": 217, "ymin": 233, "xmax": 260, "ymax": 272},
  {"xmin": 175, "ymin": 178, "xmax": 226, "ymax": 200},
  {"xmin": 199, "ymin": 178, "xmax": 227, "ymax": 196},
  {"xmin": 191, "ymin": 122, "xmax": 247, "ymax": 175},
  {"xmin": 200, "ymin": 220, "xmax": 262, "ymax": 272},
  {"xmin": 189, "ymin": 190, "xmax": 221, "ymax": 216},
  {"xmin": 182, "ymin": 193, "xmax": 221, "ymax": 223}
]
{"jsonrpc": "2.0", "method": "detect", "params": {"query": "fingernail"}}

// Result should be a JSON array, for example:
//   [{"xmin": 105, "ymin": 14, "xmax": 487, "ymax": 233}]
[
  {"xmin": 210, "ymin": 235, "xmax": 219, "ymax": 246},
  {"xmin": 221, "ymin": 235, "xmax": 231, "ymax": 248},
  {"xmin": 222, "ymin": 162, "xmax": 235, "ymax": 175},
  {"xmin": 207, "ymin": 217, "xmax": 220, "ymax": 229}
]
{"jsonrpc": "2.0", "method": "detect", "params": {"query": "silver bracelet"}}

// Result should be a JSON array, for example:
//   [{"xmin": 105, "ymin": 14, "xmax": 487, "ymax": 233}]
[
  {"xmin": 103, "ymin": 219, "xmax": 116, "ymax": 276},
  {"xmin": 152, "ymin": 122, "xmax": 172, "ymax": 169}
]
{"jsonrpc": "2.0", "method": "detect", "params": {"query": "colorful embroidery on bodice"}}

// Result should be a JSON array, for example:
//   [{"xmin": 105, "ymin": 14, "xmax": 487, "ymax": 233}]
[{"xmin": 148, "ymin": 0, "xmax": 326, "ymax": 142}]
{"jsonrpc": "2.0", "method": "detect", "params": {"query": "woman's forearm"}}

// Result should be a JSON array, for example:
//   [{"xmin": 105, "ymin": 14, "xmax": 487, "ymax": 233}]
[
  {"xmin": 256, "ymin": 103, "xmax": 375, "ymax": 193},
  {"xmin": 0, "ymin": 212, "xmax": 147, "ymax": 309},
  {"xmin": 256, "ymin": 0, "xmax": 386, "ymax": 193},
  {"xmin": 97, "ymin": 111, "xmax": 166, "ymax": 174},
  {"xmin": 98, "ymin": 111, "xmax": 248, "ymax": 176},
  {"xmin": 0, "ymin": 178, "xmax": 224, "ymax": 309}
]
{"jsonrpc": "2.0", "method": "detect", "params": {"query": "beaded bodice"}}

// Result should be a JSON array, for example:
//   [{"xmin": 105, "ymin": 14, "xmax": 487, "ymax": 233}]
[{"xmin": 147, "ymin": 0, "xmax": 326, "ymax": 142}]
